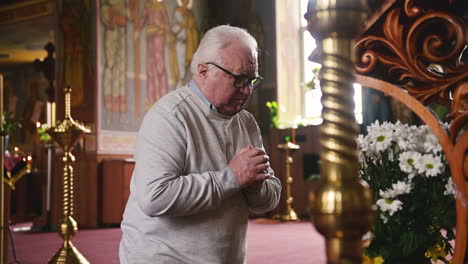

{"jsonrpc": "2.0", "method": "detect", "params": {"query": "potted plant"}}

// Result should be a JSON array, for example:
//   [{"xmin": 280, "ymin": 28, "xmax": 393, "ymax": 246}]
[
  {"xmin": 2, "ymin": 111, "xmax": 22, "ymax": 151},
  {"xmin": 358, "ymin": 121, "xmax": 456, "ymax": 264}
]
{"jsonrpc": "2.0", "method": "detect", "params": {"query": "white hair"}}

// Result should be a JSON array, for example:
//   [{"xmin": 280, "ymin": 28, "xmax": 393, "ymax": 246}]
[{"xmin": 190, "ymin": 25, "xmax": 258, "ymax": 74}]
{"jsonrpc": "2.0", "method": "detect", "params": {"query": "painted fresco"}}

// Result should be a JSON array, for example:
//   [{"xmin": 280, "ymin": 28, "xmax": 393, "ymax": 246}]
[
  {"xmin": 98, "ymin": 0, "xmax": 203, "ymax": 154},
  {"xmin": 59, "ymin": 0, "xmax": 92, "ymax": 108}
]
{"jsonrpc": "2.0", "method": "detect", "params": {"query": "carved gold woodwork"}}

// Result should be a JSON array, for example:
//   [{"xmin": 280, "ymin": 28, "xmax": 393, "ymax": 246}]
[{"xmin": 355, "ymin": 0, "xmax": 468, "ymax": 104}]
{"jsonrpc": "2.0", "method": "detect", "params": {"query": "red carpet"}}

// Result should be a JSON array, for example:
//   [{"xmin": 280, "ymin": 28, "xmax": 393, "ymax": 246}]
[{"xmin": 7, "ymin": 219, "xmax": 326, "ymax": 264}]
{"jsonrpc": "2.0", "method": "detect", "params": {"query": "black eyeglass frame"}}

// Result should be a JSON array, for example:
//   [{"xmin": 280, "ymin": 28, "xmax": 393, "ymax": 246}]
[{"xmin": 206, "ymin": 62, "xmax": 263, "ymax": 90}]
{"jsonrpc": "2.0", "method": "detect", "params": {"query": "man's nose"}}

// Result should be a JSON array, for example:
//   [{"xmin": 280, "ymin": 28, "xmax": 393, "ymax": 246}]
[{"xmin": 239, "ymin": 84, "xmax": 252, "ymax": 94}]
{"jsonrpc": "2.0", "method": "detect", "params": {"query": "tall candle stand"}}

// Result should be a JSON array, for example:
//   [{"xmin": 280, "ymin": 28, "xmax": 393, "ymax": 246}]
[
  {"xmin": 277, "ymin": 138, "xmax": 300, "ymax": 222},
  {"xmin": 46, "ymin": 86, "xmax": 90, "ymax": 264}
]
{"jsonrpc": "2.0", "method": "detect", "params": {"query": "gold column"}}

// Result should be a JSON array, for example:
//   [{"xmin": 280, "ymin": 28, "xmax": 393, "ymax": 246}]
[
  {"xmin": 47, "ymin": 86, "xmax": 90, "ymax": 264},
  {"xmin": 305, "ymin": 1, "xmax": 375, "ymax": 263},
  {"xmin": 277, "ymin": 138, "xmax": 300, "ymax": 222}
]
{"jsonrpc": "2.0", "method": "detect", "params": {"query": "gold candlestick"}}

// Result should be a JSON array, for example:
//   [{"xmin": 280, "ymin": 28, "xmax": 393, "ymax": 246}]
[
  {"xmin": 47, "ymin": 86, "xmax": 90, "ymax": 264},
  {"xmin": 277, "ymin": 138, "xmax": 300, "ymax": 222},
  {"xmin": 305, "ymin": 0, "xmax": 375, "ymax": 263}
]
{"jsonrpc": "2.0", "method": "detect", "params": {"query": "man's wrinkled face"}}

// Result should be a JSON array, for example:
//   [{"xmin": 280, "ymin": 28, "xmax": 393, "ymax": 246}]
[{"xmin": 202, "ymin": 43, "xmax": 258, "ymax": 116}]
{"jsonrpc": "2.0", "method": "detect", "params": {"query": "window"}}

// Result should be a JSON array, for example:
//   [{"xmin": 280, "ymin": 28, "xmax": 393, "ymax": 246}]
[{"xmin": 300, "ymin": 0, "xmax": 362, "ymax": 125}]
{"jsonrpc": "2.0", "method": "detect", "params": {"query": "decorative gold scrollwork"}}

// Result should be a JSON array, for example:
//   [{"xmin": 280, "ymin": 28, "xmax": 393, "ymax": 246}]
[{"xmin": 356, "ymin": 0, "xmax": 468, "ymax": 103}]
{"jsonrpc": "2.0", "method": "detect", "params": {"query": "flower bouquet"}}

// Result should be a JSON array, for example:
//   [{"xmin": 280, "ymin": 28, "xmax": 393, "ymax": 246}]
[{"xmin": 358, "ymin": 121, "xmax": 456, "ymax": 264}]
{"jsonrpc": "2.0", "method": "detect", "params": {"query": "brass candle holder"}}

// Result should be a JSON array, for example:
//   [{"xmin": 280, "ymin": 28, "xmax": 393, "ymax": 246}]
[
  {"xmin": 305, "ymin": 0, "xmax": 375, "ymax": 263},
  {"xmin": 3, "ymin": 150, "xmax": 32, "ymax": 190},
  {"xmin": 47, "ymin": 86, "xmax": 90, "ymax": 264},
  {"xmin": 277, "ymin": 138, "xmax": 300, "ymax": 222}
]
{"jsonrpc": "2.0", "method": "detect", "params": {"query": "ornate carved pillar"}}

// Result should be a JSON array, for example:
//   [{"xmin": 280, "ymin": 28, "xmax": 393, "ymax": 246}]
[{"xmin": 305, "ymin": 1, "xmax": 375, "ymax": 263}]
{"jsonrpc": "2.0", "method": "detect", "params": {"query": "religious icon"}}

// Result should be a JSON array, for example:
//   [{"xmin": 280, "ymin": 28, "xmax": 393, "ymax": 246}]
[
  {"xmin": 169, "ymin": 0, "xmax": 199, "ymax": 88},
  {"xmin": 135, "ymin": 0, "xmax": 170, "ymax": 109},
  {"xmin": 101, "ymin": 0, "xmax": 128, "ymax": 124}
]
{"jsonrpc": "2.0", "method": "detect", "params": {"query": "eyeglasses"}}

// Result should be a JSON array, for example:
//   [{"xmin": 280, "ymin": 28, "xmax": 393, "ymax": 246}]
[{"xmin": 206, "ymin": 62, "xmax": 263, "ymax": 90}]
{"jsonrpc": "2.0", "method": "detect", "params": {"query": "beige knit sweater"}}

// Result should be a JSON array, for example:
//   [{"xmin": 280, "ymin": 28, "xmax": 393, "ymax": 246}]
[{"xmin": 119, "ymin": 84, "xmax": 281, "ymax": 264}]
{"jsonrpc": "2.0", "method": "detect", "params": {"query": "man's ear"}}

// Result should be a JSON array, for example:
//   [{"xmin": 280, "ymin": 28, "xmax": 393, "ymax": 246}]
[{"xmin": 197, "ymin": 63, "xmax": 208, "ymax": 81}]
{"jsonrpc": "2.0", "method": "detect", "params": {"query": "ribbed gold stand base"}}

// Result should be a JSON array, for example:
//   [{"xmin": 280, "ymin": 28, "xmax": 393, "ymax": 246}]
[
  {"xmin": 280, "ymin": 209, "xmax": 298, "ymax": 222},
  {"xmin": 273, "ymin": 208, "xmax": 299, "ymax": 222},
  {"xmin": 48, "ymin": 241, "xmax": 90, "ymax": 264}
]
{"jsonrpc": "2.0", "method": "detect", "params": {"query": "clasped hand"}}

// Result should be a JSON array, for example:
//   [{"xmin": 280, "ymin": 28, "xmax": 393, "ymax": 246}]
[{"xmin": 228, "ymin": 145, "xmax": 271, "ymax": 189}]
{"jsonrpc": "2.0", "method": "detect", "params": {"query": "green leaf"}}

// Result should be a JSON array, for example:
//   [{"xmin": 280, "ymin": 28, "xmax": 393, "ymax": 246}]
[
  {"xmin": 427, "ymin": 102, "xmax": 449, "ymax": 120},
  {"xmin": 2, "ymin": 111, "xmax": 22, "ymax": 133}
]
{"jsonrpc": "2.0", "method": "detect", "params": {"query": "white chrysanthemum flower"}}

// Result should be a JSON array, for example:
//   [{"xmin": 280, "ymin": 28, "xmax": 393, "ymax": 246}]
[
  {"xmin": 372, "ymin": 131, "xmax": 393, "ymax": 153},
  {"xmin": 414, "ymin": 126, "xmax": 429, "ymax": 153},
  {"xmin": 392, "ymin": 181, "xmax": 412, "ymax": 195},
  {"xmin": 396, "ymin": 124, "xmax": 420, "ymax": 152},
  {"xmin": 424, "ymin": 133, "xmax": 442, "ymax": 154},
  {"xmin": 392, "ymin": 121, "xmax": 404, "ymax": 135},
  {"xmin": 357, "ymin": 134, "xmax": 370, "ymax": 152},
  {"xmin": 417, "ymin": 125, "xmax": 429, "ymax": 135},
  {"xmin": 368, "ymin": 121, "xmax": 393, "ymax": 135},
  {"xmin": 396, "ymin": 137, "xmax": 413, "ymax": 152},
  {"xmin": 379, "ymin": 189, "xmax": 394, "ymax": 199},
  {"xmin": 367, "ymin": 120, "xmax": 383, "ymax": 135},
  {"xmin": 376, "ymin": 198, "xmax": 403, "ymax": 216},
  {"xmin": 379, "ymin": 181, "xmax": 412, "ymax": 199},
  {"xmin": 368, "ymin": 121, "xmax": 392, "ymax": 138},
  {"xmin": 398, "ymin": 151, "xmax": 421, "ymax": 174},
  {"xmin": 380, "ymin": 121, "xmax": 395, "ymax": 132},
  {"xmin": 444, "ymin": 177, "xmax": 456, "ymax": 196},
  {"xmin": 415, "ymin": 154, "xmax": 444, "ymax": 177}
]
